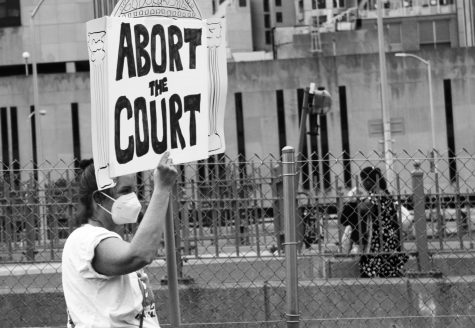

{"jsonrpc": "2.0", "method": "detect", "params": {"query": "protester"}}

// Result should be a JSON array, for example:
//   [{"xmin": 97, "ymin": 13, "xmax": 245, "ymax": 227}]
[
  {"xmin": 62, "ymin": 152, "xmax": 177, "ymax": 327},
  {"xmin": 357, "ymin": 166, "xmax": 408, "ymax": 278},
  {"xmin": 339, "ymin": 200, "xmax": 370, "ymax": 255}
]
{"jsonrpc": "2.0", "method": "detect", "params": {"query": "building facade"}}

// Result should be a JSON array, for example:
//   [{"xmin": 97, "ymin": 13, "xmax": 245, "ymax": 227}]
[{"xmin": 0, "ymin": 0, "xmax": 474, "ymax": 192}]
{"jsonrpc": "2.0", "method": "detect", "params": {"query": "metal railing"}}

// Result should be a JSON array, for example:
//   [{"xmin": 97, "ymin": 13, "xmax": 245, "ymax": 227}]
[{"xmin": 1, "ymin": 149, "xmax": 475, "ymax": 327}]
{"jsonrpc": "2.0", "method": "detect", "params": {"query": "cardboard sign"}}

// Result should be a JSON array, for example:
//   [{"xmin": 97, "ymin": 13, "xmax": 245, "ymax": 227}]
[
  {"xmin": 88, "ymin": 17, "xmax": 209, "ymax": 188},
  {"xmin": 87, "ymin": 1, "xmax": 228, "ymax": 189}
]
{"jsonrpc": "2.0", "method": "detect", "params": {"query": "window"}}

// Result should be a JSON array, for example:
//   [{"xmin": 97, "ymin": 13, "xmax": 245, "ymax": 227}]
[
  {"xmin": 318, "ymin": 0, "xmax": 326, "ymax": 9},
  {"xmin": 333, "ymin": 0, "xmax": 346, "ymax": 8},
  {"xmin": 265, "ymin": 30, "xmax": 272, "ymax": 44},
  {"xmin": 0, "ymin": 0, "xmax": 20, "ymax": 27},
  {"xmin": 276, "ymin": 12, "xmax": 283, "ymax": 23},
  {"xmin": 419, "ymin": 19, "xmax": 451, "ymax": 48},
  {"xmin": 264, "ymin": 0, "xmax": 269, "ymax": 12},
  {"xmin": 388, "ymin": 23, "xmax": 402, "ymax": 45},
  {"xmin": 264, "ymin": 14, "xmax": 271, "ymax": 28},
  {"xmin": 312, "ymin": 0, "xmax": 317, "ymax": 9},
  {"xmin": 275, "ymin": 0, "xmax": 282, "ymax": 6},
  {"xmin": 312, "ymin": 15, "xmax": 327, "ymax": 27},
  {"xmin": 239, "ymin": 0, "xmax": 247, "ymax": 6}
]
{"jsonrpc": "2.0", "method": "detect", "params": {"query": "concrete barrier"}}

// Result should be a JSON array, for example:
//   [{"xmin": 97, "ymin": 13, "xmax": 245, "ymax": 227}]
[
  {"xmin": 3, "ymin": 276, "xmax": 475, "ymax": 327},
  {"xmin": 2, "ymin": 255, "xmax": 475, "ymax": 327}
]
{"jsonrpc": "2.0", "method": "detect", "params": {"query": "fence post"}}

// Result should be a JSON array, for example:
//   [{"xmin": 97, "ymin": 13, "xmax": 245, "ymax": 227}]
[
  {"xmin": 162, "ymin": 185, "xmax": 181, "ymax": 327},
  {"xmin": 25, "ymin": 174, "xmax": 37, "ymax": 261},
  {"xmin": 412, "ymin": 161, "xmax": 431, "ymax": 272},
  {"xmin": 282, "ymin": 146, "xmax": 299, "ymax": 328},
  {"xmin": 271, "ymin": 163, "xmax": 284, "ymax": 254}
]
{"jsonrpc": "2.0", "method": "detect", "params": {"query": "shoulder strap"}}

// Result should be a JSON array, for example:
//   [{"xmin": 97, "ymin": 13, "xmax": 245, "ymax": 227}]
[
  {"xmin": 137, "ymin": 275, "xmax": 147, "ymax": 328},
  {"xmin": 67, "ymin": 309, "xmax": 76, "ymax": 328}
]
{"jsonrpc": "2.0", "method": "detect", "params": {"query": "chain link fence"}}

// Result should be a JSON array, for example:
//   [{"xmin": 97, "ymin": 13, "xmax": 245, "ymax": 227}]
[{"xmin": 1, "ymin": 150, "xmax": 475, "ymax": 327}]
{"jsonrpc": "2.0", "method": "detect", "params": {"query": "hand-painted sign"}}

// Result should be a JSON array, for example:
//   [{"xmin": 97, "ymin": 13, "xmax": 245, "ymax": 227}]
[
  {"xmin": 87, "ymin": 1, "xmax": 227, "ymax": 190},
  {"xmin": 87, "ymin": 17, "xmax": 208, "ymax": 189}
]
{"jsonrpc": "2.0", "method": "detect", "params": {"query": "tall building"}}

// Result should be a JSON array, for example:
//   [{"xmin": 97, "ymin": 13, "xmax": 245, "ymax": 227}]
[{"xmin": 273, "ymin": 0, "xmax": 475, "ymax": 58}]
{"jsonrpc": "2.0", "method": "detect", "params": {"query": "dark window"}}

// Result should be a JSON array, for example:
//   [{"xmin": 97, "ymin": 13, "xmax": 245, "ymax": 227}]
[
  {"xmin": 338, "ymin": 86, "xmax": 352, "ymax": 188},
  {"xmin": 10, "ymin": 107, "xmax": 20, "ymax": 188},
  {"xmin": 275, "ymin": 0, "xmax": 282, "ymax": 6},
  {"xmin": 443, "ymin": 79, "xmax": 457, "ymax": 183},
  {"xmin": 264, "ymin": 14, "xmax": 271, "ymax": 28},
  {"xmin": 75, "ymin": 61, "xmax": 90, "ymax": 72},
  {"xmin": 435, "ymin": 20, "xmax": 450, "ymax": 42},
  {"xmin": 276, "ymin": 90, "xmax": 286, "ymax": 151},
  {"xmin": 239, "ymin": 0, "xmax": 247, "ymax": 7},
  {"xmin": 333, "ymin": 0, "xmax": 346, "ymax": 7},
  {"xmin": 264, "ymin": 0, "xmax": 269, "ymax": 12},
  {"xmin": 276, "ymin": 12, "xmax": 283, "ymax": 23},
  {"xmin": 312, "ymin": 15, "xmax": 327, "ymax": 26},
  {"xmin": 419, "ymin": 19, "xmax": 451, "ymax": 48},
  {"xmin": 1, "ymin": 107, "xmax": 10, "ymax": 183},
  {"xmin": 312, "ymin": 0, "xmax": 317, "ymax": 9},
  {"xmin": 419, "ymin": 21, "xmax": 434, "ymax": 44},
  {"xmin": 265, "ymin": 30, "xmax": 272, "ymax": 44},
  {"xmin": 320, "ymin": 115, "xmax": 331, "ymax": 190},
  {"xmin": 234, "ymin": 93, "xmax": 246, "ymax": 178},
  {"xmin": 0, "ymin": 0, "xmax": 21, "ymax": 27},
  {"xmin": 309, "ymin": 112, "xmax": 320, "ymax": 191},
  {"xmin": 388, "ymin": 23, "xmax": 402, "ymax": 44},
  {"xmin": 318, "ymin": 0, "xmax": 326, "ymax": 9},
  {"xmin": 71, "ymin": 103, "xmax": 81, "ymax": 168}
]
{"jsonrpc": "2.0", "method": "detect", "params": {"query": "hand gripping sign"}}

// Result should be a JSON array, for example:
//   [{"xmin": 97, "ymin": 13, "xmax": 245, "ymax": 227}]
[{"xmin": 87, "ymin": 0, "xmax": 227, "ymax": 189}]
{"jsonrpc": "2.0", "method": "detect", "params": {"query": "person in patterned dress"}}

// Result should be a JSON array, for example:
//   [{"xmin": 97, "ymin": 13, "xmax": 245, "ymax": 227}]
[{"xmin": 358, "ymin": 167, "xmax": 409, "ymax": 278}]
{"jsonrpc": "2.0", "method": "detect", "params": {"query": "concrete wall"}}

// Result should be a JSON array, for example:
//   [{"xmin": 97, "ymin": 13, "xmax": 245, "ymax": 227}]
[
  {"xmin": 3, "ymin": 275, "xmax": 475, "ymax": 327},
  {"xmin": 1, "ymin": 48, "xmax": 475, "ymax": 188}
]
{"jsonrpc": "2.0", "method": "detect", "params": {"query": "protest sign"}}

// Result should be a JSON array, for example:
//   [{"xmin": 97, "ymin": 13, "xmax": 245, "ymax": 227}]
[
  {"xmin": 87, "ymin": 1, "xmax": 227, "ymax": 189},
  {"xmin": 87, "ymin": 16, "xmax": 209, "ymax": 188}
]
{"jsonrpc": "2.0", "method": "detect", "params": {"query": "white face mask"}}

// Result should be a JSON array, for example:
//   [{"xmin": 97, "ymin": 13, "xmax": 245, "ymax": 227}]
[{"xmin": 99, "ymin": 192, "xmax": 142, "ymax": 225}]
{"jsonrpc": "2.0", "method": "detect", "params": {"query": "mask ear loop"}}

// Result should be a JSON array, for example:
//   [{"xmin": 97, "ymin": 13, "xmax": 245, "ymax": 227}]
[{"xmin": 92, "ymin": 190, "xmax": 114, "ymax": 215}]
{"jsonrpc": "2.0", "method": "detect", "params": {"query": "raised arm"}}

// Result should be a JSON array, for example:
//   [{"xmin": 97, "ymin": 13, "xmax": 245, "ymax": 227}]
[{"xmin": 93, "ymin": 152, "xmax": 178, "ymax": 276}]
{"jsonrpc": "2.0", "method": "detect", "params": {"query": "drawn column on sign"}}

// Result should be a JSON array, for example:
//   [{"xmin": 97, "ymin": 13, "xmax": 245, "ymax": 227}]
[
  {"xmin": 206, "ymin": 19, "xmax": 227, "ymax": 154},
  {"xmin": 87, "ymin": 30, "xmax": 115, "ymax": 189}
]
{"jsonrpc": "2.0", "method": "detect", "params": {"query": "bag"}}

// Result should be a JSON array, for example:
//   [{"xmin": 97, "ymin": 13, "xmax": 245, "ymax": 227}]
[{"xmin": 398, "ymin": 203, "xmax": 414, "ymax": 235}]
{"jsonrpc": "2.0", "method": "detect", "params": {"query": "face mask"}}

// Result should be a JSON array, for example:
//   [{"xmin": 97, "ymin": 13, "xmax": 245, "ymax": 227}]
[{"xmin": 99, "ymin": 192, "xmax": 142, "ymax": 225}]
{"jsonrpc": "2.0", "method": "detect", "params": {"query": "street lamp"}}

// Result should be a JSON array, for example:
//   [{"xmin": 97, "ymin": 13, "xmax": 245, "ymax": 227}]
[
  {"xmin": 395, "ymin": 52, "xmax": 436, "ymax": 172},
  {"xmin": 29, "ymin": 0, "xmax": 48, "ymax": 247},
  {"xmin": 30, "ymin": 0, "xmax": 47, "ymax": 164},
  {"xmin": 22, "ymin": 51, "xmax": 30, "ymax": 76},
  {"xmin": 310, "ymin": 87, "xmax": 332, "ymax": 116}
]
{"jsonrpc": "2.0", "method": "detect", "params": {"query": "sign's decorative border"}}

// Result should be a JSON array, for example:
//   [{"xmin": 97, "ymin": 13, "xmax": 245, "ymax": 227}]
[{"xmin": 111, "ymin": 0, "xmax": 202, "ymax": 19}]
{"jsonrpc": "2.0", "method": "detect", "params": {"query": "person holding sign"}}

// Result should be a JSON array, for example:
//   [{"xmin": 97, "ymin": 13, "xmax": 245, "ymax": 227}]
[{"xmin": 62, "ymin": 152, "xmax": 177, "ymax": 327}]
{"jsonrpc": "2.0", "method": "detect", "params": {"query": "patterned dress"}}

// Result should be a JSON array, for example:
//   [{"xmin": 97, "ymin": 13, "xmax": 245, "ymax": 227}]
[{"xmin": 359, "ymin": 193, "xmax": 409, "ymax": 278}]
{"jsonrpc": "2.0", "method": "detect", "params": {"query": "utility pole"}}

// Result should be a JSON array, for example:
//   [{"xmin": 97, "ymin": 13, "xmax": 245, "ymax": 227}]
[{"xmin": 377, "ymin": 0, "xmax": 394, "ymax": 188}]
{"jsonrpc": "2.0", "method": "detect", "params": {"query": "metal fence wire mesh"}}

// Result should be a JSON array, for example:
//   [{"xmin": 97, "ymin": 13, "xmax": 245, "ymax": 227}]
[{"xmin": 1, "ymin": 150, "xmax": 475, "ymax": 327}]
